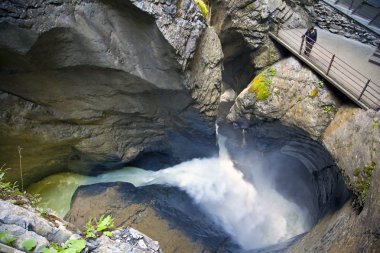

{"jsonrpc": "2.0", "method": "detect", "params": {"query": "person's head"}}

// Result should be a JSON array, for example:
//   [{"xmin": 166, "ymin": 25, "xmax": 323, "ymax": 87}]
[{"xmin": 309, "ymin": 26, "xmax": 315, "ymax": 31}]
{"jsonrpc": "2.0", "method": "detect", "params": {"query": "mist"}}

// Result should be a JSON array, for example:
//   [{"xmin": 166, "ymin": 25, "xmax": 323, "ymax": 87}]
[
  {"xmin": 149, "ymin": 135, "xmax": 310, "ymax": 249},
  {"xmin": 29, "ymin": 134, "xmax": 312, "ymax": 250}
]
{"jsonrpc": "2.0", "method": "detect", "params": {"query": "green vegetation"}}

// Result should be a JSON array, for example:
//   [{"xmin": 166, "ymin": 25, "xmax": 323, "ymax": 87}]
[
  {"xmin": 309, "ymin": 88, "xmax": 319, "ymax": 98},
  {"xmin": 317, "ymin": 80, "xmax": 324, "ymax": 88},
  {"xmin": 195, "ymin": 0, "xmax": 208, "ymax": 17},
  {"xmin": 353, "ymin": 161, "xmax": 376, "ymax": 210},
  {"xmin": 374, "ymin": 121, "xmax": 378, "ymax": 129},
  {"xmin": 85, "ymin": 215, "xmax": 114, "ymax": 239},
  {"xmin": 0, "ymin": 230, "xmax": 16, "ymax": 246},
  {"xmin": 322, "ymin": 105, "xmax": 335, "ymax": 113},
  {"xmin": 42, "ymin": 239, "xmax": 86, "ymax": 253},
  {"xmin": 248, "ymin": 67, "xmax": 277, "ymax": 101},
  {"xmin": 22, "ymin": 239, "xmax": 37, "ymax": 252},
  {"xmin": 0, "ymin": 164, "xmax": 40, "ymax": 206}
]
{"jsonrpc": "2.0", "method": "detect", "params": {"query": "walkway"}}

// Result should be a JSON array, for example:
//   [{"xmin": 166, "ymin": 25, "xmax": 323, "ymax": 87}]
[
  {"xmin": 269, "ymin": 27, "xmax": 380, "ymax": 110},
  {"xmin": 322, "ymin": 0, "xmax": 380, "ymax": 34}
]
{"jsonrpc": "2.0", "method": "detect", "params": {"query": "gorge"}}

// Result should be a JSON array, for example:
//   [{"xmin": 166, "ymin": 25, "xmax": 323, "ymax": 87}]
[{"xmin": 0, "ymin": 0, "xmax": 379, "ymax": 252}]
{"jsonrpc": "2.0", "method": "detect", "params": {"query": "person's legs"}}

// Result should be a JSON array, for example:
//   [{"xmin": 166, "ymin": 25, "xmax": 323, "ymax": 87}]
[{"xmin": 304, "ymin": 41, "xmax": 311, "ymax": 56}]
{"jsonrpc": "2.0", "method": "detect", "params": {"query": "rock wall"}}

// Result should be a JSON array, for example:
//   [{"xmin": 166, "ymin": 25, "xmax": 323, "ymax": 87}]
[
  {"xmin": 209, "ymin": 0, "xmax": 309, "ymax": 92},
  {"xmin": 310, "ymin": 2, "xmax": 380, "ymax": 46},
  {"xmin": 227, "ymin": 57, "xmax": 341, "ymax": 139},
  {"xmin": 226, "ymin": 56, "xmax": 380, "ymax": 252},
  {"xmin": 288, "ymin": 107, "xmax": 380, "ymax": 253},
  {"xmin": 0, "ymin": 0, "xmax": 221, "ymax": 185}
]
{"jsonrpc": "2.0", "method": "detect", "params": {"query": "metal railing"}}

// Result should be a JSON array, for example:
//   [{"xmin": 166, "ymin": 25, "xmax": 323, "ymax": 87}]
[
  {"xmin": 270, "ymin": 18, "xmax": 380, "ymax": 110},
  {"xmin": 334, "ymin": 0, "xmax": 380, "ymax": 26}
]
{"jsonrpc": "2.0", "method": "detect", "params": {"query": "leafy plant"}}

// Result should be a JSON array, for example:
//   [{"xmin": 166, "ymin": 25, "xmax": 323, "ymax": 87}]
[
  {"xmin": 0, "ymin": 230, "xmax": 16, "ymax": 246},
  {"xmin": 42, "ymin": 239, "xmax": 86, "ymax": 253},
  {"xmin": 85, "ymin": 215, "xmax": 114, "ymax": 239},
  {"xmin": 85, "ymin": 219, "xmax": 96, "ymax": 239},
  {"xmin": 0, "ymin": 163, "xmax": 40, "ymax": 207},
  {"xmin": 322, "ymin": 105, "xmax": 335, "ymax": 113},
  {"xmin": 22, "ymin": 238, "xmax": 37, "ymax": 252},
  {"xmin": 269, "ymin": 67, "xmax": 277, "ymax": 77},
  {"xmin": 352, "ymin": 161, "xmax": 376, "ymax": 211},
  {"xmin": 194, "ymin": 0, "xmax": 208, "ymax": 17},
  {"xmin": 317, "ymin": 80, "xmax": 324, "ymax": 88}
]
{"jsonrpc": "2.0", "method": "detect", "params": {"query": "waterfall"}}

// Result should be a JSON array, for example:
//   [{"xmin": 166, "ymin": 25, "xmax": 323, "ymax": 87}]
[
  {"xmin": 28, "ymin": 130, "xmax": 310, "ymax": 250},
  {"xmin": 242, "ymin": 128, "xmax": 247, "ymax": 147}
]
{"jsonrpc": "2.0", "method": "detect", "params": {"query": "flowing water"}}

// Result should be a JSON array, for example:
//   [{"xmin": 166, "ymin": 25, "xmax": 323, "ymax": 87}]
[{"xmin": 28, "ymin": 135, "xmax": 310, "ymax": 250}]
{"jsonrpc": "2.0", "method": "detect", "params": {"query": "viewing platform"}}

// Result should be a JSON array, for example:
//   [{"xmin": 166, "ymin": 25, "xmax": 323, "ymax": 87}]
[{"xmin": 269, "ymin": 26, "xmax": 380, "ymax": 110}]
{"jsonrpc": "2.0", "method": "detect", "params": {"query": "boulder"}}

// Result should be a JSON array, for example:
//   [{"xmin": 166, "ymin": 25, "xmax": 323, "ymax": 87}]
[
  {"xmin": 227, "ymin": 57, "xmax": 341, "ymax": 139},
  {"xmin": 65, "ymin": 182, "xmax": 238, "ymax": 253}
]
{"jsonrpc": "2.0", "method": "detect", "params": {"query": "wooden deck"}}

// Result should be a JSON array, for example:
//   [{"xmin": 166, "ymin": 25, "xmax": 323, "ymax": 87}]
[{"xmin": 269, "ymin": 28, "xmax": 380, "ymax": 110}]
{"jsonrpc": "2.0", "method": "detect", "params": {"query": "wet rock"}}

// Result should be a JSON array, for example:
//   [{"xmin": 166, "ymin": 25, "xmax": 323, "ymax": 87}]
[{"xmin": 65, "ymin": 182, "xmax": 238, "ymax": 253}]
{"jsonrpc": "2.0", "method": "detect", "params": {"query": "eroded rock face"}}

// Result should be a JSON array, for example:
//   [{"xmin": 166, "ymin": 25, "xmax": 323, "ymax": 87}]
[
  {"xmin": 209, "ymin": 0, "xmax": 309, "ymax": 92},
  {"xmin": 65, "ymin": 182, "xmax": 237, "ymax": 253},
  {"xmin": 185, "ymin": 27, "xmax": 223, "ymax": 118},
  {"xmin": 288, "ymin": 107, "xmax": 380, "ymax": 253},
  {"xmin": 227, "ymin": 57, "xmax": 341, "ymax": 139},
  {"xmin": 0, "ymin": 0, "xmax": 219, "ymax": 185}
]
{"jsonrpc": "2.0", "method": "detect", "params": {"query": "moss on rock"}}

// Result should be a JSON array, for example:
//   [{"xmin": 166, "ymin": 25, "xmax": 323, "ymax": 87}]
[{"xmin": 248, "ymin": 67, "xmax": 276, "ymax": 101}]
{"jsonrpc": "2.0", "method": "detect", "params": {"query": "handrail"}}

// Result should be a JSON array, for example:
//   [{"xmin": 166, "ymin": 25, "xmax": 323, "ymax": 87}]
[{"xmin": 270, "ymin": 17, "xmax": 380, "ymax": 110}]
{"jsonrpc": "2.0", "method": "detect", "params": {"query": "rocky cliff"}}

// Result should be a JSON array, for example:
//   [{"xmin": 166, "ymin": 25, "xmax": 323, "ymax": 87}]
[
  {"xmin": 226, "ymin": 57, "xmax": 380, "ymax": 252},
  {"xmin": 1, "ymin": 0, "xmax": 379, "ymax": 252},
  {"xmin": 0, "ymin": 0, "xmax": 222, "ymax": 185}
]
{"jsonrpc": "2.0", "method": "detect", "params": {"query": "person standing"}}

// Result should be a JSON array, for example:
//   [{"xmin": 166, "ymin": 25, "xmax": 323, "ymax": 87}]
[{"xmin": 302, "ymin": 26, "xmax": 317, "ymax": 56}]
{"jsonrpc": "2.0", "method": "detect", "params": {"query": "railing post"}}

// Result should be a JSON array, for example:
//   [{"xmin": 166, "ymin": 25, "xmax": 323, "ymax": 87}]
[
  {"xmin": 326, "ymin": 54, "xmax": 335, "ymax": 76},
  {"xmin": 300, "ymin": 36, "xmax": 305, "ymax": 55},
  {"xmin": 369, "ymin": 11, "xmax": 380, "ymax": 25},
  {"xmin": 358, "ymin": 79, "xmax": 371, "ymax": 101}
]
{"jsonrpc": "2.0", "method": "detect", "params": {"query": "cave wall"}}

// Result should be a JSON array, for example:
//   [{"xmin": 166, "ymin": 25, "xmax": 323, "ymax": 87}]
[{"xmin": 0, "ymin": 0, "xmax": 220, "ymax": 185}]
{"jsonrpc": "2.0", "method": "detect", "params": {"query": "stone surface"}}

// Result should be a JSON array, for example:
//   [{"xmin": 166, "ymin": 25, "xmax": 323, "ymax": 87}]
[
  {"xmin": 65, "ymin": 182, "xmax": 238, "ymax": 253},
  {"xmin": 227, "ymin": 57, "xmax": 341, "ymax": 139},
  {"xmin": 185, "ymin": 27, "xmax": 223, "ymax": 118},
  {"xmin": 0, "ymin": 199, "xmax": 161, "ymax": 253},
  {"xmin": 289, "ymin": 106, "xmax": 380, "ymax": 253},
  {"xmin": 310, "ymin": 2, "xmax": 380, "ymax": 46},
  {"xmin": 0, "ymin": 0, "xmax": 217, "ymax": 185},
  {"xmin": 209, "ymin": 0, "xmax": 307, "ymax": 92},
  {"xmin": 0, "ymin": 199, "xmax": 78, "ymax": 252},
  {"xmin": 92, "ymin": 228, "xmax": 161, "ymax": 253}
]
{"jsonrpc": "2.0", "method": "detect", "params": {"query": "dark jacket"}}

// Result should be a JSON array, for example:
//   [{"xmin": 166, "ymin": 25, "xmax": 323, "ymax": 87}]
[{"xmin": 305, "ymin": 29, "xmax": 317, "ymax": 43}]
